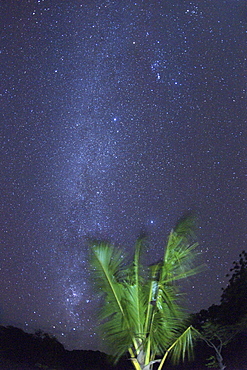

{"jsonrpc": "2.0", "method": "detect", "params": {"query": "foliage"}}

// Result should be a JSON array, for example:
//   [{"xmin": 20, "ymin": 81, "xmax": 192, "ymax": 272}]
[
  {"xmin": 205, "ymin": 355, "xmax": 219, "ymax": 368},
  {"xmin": 219, "ymin": 250, "xmax": 247, "ymax": 324},
  {"xmin": 192, "ymin": 316, "xmax": 246, "ymax": 370},
  {"xmin": 190, "ymin": 251, "xmax": 247, "ymax": 370},
  {"xmin": 89, "ymin": 214, "xmax": 203, "ymax": 370}
]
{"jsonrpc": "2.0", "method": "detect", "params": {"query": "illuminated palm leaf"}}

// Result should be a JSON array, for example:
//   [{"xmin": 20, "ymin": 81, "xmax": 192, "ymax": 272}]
[{"xmin": 90, "ymin": 215, "xmax": 203, "ymax": 369}]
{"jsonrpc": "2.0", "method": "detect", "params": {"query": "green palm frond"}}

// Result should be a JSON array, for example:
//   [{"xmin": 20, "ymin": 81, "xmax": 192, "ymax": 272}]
[
  {"xmin": 90, "ymin": 242, "xmax": 142, "ymax": 360},
  {"xmin": 90, "ymin": 242, "xmax": 125, "ymax": 287},
  {"xmin": 173, "ymin": 212, "xmax": 196, "ymax": 241},
  {"xmin": 169, "ymin": 326, "xmax": 194, "ymax": 363},
  {"xmin": 162, "ymin": 217, "xmax": 203, "ymax": 285},
  {"xmin": 125, "ymin": 238, "xmax": 146, "ymax": 336},
  {"xmin": 158, "ymin": 326, "xmax": 200, "ymax": 370}
]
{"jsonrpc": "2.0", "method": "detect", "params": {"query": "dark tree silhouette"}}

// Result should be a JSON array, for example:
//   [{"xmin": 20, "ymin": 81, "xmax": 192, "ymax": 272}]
[
  {"xmin": 190, "ymin": 251, "xmax": 247, "ymax": 369},
  {"xmin": 192, "ymin": 250, "xmax": 247, "ymax": 327},
  {"xmin": 219, "ymin": 250, "xmax": 247, "ymax": 324}
]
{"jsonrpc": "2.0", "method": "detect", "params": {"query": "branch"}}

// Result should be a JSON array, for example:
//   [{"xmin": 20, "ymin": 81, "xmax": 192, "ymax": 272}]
[{"xmin": 143, "ymin": 359, "xmax": 161, "ymax": 370}]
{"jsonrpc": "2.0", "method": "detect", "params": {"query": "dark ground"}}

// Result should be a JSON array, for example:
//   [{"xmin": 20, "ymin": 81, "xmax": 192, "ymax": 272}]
[{"xmin": 0, "ymin": 325, "xmax": 246, "ymax": 370}]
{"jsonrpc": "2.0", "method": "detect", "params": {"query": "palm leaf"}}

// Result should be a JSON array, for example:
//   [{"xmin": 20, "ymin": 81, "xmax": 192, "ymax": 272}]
[
  {"xmin": 126, "ymin": 238, "xmax": 146, "ymax": 337},
  {"xmin": 90, "ymin": 244, "xmax": 133, "ymax": 355},
  {"xmin": 158, "ymin": 326, "xmax": 200, "ymax": 370},
  {"xmin": 90, "ymin": 242, "xmax": 142, "ymax": 360},
  {"xmin": 142, "ymin": 215, "xmax": 202, "ymax": 364}
]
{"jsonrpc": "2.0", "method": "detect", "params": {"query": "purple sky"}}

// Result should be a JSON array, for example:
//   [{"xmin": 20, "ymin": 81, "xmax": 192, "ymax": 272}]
[{"xmin": 1, "ymin": 0, "xmax": 246, "ymax": 351}]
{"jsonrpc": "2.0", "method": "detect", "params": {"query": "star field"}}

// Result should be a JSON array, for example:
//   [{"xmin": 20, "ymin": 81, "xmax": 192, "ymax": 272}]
[{"xmin": 1, "ymin": 0, "xmax": 246, "ymax": 350}]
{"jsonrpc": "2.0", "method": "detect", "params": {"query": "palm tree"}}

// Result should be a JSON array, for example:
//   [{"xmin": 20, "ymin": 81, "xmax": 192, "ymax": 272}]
[{"xmin": 90, "ymin": 215, "xmax": 203, "ymax": 370}]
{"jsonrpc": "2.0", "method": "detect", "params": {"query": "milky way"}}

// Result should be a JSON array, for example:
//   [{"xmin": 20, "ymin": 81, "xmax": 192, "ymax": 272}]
[{"xmin": 1, "ymin": 0, "xmax": 246, "ymax": 350}]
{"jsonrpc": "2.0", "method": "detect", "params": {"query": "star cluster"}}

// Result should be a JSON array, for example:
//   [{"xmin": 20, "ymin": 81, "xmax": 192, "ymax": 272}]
[{"xmin": 1, "ymin": 0, "xmax": 246, "ymax": 350}]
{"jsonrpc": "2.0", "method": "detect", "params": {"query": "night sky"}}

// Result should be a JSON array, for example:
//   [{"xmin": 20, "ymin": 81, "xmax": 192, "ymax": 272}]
[{"xmin": 1, "ymin": 0, "xmax": 246, "ymax": 351}]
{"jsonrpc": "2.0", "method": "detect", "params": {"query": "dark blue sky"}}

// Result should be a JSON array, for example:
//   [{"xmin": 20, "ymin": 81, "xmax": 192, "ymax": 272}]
[{"xmin": 1, "ymin": 0, "xmax": 246, "ymax": 351}]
